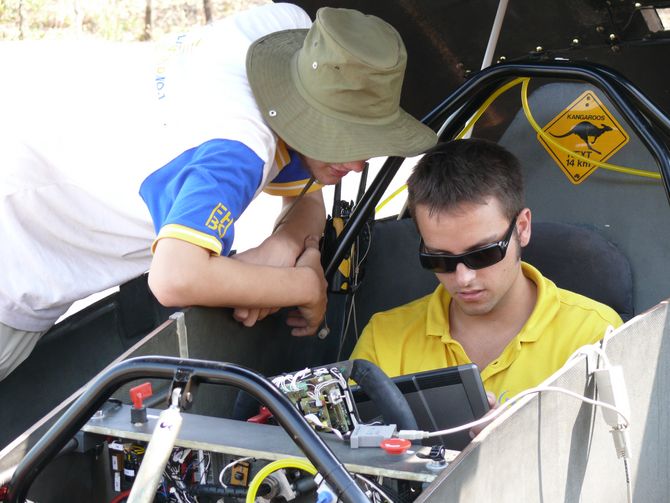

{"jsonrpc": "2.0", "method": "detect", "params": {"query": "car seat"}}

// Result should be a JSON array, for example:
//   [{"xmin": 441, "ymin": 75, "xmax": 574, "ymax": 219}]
[{"xmin": 522, "ymin": 221, "xmax": 634, "ymax": 321}]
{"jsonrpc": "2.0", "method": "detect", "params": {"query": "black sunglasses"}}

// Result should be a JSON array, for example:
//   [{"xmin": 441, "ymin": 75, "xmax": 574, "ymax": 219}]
[{"xmin": 419, "ymin": 215, "xmax": 518, "ymax": 273}]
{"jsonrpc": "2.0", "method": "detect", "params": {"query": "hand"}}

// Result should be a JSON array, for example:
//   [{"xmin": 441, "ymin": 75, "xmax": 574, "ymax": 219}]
[
  {"xmin": 469, "ymin": 391, "xmax": 498, "ymax": 439},
  {"xmin": 232, "ymin": 306, "xmax": 280, "ymax": 327},
  {"xmin": 231, "ymin": 234, "xmax": 304, "ymax": 326},
  {"xmin": 285, "ymin": 235, "xmax": 327, "ymax": 336}
]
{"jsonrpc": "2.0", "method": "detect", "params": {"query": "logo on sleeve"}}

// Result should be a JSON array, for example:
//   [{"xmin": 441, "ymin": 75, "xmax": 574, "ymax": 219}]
[{"xmin": 205, "ymin": 203, "xmax": 234, "ymax": 238}]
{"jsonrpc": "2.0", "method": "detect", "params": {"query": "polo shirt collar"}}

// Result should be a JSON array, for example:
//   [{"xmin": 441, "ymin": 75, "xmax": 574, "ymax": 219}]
[
  {"xmin": 425, "ymin": 284, "xmax": 451, "ymax": 338},
  {"xmin": 423, "ymin": 262, "xmax": 560, "ymax": 344}
]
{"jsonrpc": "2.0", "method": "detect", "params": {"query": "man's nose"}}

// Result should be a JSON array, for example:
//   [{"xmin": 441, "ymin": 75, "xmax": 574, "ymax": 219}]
[
  {"xmin": 336, "ymin": 160, "xmax": 367, "ymax": 173},
  {"xmin": 454, "ymin": 262, "xmax": 476, "ymax": 286}
]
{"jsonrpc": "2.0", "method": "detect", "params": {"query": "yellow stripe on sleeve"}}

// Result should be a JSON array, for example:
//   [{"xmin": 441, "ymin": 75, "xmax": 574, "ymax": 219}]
[
  {"xmin": 151, "ymin": 223, "xmax": 223, "ymax": 256},
  {"xmin": 274, "ymin": 140, "xmax": 291, "ymax": 168},
  {"xmin": 263, "ymin": 179, "xmax": 323, "ymax": 197}
]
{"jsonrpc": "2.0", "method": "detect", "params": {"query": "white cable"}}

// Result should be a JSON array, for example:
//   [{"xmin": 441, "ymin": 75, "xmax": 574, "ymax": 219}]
[
  {"xmin": 218, "ymin": 456, "xmax": 253, "ymax": 488},
  {"xmin": 330, "ymin": 366, "xmax": 347, "ymax": 388},
  {"xmin": 336, "ymin": 220, "xmax": 372, "ymax": 360},
  {"xmin": 353, "ymin": 473, "xmax": 395, "ymax": 503},
  {"xmin": 336, "ymin": 291, "xmax": 358, "ymax": 361},
  {"xmin": 397, "ymin": 384, "xmax": 630, "ymax": 440},
  {"xmin": 395, "ymin": 348, "xmax": 634, "ymax": 502},
  {"xmin": 567, "ymin": 343, "xmax": 612, "ymax": 370},
  {"xmin": 624, "ymin": 457, "xmax": 633, "ymax": 503}
]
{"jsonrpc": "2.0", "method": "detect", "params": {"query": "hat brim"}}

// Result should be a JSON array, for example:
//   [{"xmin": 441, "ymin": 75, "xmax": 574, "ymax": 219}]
[{"xmin": 247, "ymin": 29, "xmax": 437, "ymax": 163}]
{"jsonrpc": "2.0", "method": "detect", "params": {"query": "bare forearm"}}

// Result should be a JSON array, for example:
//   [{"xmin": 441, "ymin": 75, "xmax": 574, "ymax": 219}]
[
  {"xmin": 273, "ymin": 191, "xmax": 326, "ymax": 255},
  {"xmin": 149, "ymin": 238, "xmax": 320, "ymax": 309}
]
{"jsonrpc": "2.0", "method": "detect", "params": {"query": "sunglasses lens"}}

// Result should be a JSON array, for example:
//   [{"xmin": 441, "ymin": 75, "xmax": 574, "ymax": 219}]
[
  {"xmin": 463, "ymin": 246, "xmax": 504, "ymax": 270},
  {"xmin": 420, "ymin": 245, "xmax": 505, "ymax": 273},
  {"xmin": 420, "ymin": 254, "xmax": 458, "ymax": 273}
]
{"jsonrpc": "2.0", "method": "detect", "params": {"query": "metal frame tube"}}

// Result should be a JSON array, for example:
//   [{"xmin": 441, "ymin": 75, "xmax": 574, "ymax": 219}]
[
  {"xmin": 326, "ymin": 60, "xmax": 670, "ymax": 284},
  {"xmin": 7, "ymin": 356, "xmax": 369, "ymax": 503}
]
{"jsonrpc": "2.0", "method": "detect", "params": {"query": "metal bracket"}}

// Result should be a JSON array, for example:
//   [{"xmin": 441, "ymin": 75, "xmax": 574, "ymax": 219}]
[{"xmin": 168, "ymin": 367, "xmax": 198, "ymax": 411}]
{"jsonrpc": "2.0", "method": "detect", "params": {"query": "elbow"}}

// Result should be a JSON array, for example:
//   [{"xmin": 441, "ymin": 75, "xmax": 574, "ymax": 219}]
[
  {"xmin": 149, "ymin": 237, "xmax": 212, "ymax": 307},
  {"xmin": 148, "ymin": 267, "xmax": 194, "ymax": 308}
]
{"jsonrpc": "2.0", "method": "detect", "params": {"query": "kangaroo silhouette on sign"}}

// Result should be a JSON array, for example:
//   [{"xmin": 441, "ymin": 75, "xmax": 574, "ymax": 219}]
[{"xmin": 550, "ymin": 121, "xmax": 613, "ymax": 155}]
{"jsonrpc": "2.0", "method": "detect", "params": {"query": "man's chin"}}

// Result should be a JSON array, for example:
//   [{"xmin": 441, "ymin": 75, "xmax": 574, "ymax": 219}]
[
  {"xmin": 453, "ymin": 299, "xmax": 494, "ymax": 317},
  {"xmin": 317, "ymin": 174, "xmax": 344, "ymax": 185}
]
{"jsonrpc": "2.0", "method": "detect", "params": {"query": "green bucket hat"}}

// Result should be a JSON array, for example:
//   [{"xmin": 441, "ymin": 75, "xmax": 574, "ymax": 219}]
[{"xmin": 246, "ymin": 7, "xmax": 437, "ymax": 163}]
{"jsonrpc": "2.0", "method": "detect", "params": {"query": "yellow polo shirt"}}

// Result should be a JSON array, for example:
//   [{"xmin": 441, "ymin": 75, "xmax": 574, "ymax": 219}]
[{"xmin": 350, "ymin": 262, "xmax": 623, "ymax": 402}]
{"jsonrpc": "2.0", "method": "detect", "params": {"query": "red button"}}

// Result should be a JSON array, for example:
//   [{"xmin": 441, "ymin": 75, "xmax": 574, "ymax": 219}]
[{"xmin": 380, "ymin": 438, "xmax": 411, "ymax": 454}]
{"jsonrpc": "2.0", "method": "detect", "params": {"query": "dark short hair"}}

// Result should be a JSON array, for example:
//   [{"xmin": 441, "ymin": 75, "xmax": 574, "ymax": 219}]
[{"xmin": 407, "ymin": 138, "xmax": 524, "ymax": 220}]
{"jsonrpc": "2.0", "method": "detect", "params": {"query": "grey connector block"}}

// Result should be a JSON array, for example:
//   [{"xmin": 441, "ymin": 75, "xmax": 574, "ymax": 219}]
[{"xmin": 350, "ymin": 424, "xmax": 397, "ymax": 449}]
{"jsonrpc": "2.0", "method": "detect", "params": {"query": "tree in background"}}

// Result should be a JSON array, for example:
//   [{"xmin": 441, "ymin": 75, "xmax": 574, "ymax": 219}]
[
  {"xmin": 203, "ymin": 0, "xmax": 212, "ymax": 23},
  {"xmin": 0, "ymin": 0, "xmax": 269, "ymax": 41},
  {"xmin": 142, "ymin": 0, "xmax": 152, "ymax": 41}
]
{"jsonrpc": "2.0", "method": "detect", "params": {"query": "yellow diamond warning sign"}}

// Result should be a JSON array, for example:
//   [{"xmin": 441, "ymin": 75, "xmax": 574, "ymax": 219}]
[{"xmin": 537, "ymin": 90, "xmax": 629, "ymax": 184}]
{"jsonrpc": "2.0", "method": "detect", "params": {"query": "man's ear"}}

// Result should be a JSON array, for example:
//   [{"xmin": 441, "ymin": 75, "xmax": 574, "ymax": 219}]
[{"xmin": 517, "ymin": 207, "xmax": 532, "ymax": 248}]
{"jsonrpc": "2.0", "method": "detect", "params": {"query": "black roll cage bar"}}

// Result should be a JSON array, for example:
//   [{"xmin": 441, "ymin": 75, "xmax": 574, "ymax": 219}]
[
  {"xmin": 6, "ymin": 356, "xmax": 370, "ymax": 503},
  {"xmin": 324, "ymin": 60, "xmax": 670, "ymax": 281}
]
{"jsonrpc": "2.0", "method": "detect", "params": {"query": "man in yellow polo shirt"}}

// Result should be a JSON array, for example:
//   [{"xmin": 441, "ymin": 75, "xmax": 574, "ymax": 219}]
[{"xmin": 350, "ymin": 139, "xmax": 622, "ymax": 403}]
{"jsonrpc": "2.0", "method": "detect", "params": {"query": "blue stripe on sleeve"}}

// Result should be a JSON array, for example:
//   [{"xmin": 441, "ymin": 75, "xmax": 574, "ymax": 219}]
[{"xmin": 140, "ymin": 139, "xmax": 264, "ymax": 256}]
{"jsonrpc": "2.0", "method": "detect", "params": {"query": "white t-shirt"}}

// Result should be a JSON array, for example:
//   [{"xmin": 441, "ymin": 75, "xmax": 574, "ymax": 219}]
[{"xmin": 0, "ymin": 3, "xmax": 313, "ymax": 331}]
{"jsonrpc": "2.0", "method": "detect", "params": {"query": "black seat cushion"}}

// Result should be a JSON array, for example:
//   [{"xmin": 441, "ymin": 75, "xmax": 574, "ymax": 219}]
[
  {"xmin": 338, "ymin": 218, "xmax": 634, "ymax": 361},
  {"xmin": 522, "ymin": 222, "xmax": 634, "ymax": 321}
]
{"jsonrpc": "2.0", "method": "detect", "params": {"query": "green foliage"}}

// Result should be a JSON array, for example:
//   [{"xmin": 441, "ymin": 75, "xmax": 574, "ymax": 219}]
[{"xmin": 0, "ymin": 0, "xmax": 270, "ymax": 41}]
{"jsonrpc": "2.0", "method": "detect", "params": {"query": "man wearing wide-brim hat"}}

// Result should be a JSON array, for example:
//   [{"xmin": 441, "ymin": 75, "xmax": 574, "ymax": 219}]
[
  {"xmin": 0, "ymin": 3, "xmax": 435, "ymax": 381},
  {"xmin": 148, "ymin": 4, "xmax": 436, "ymax": 332}
]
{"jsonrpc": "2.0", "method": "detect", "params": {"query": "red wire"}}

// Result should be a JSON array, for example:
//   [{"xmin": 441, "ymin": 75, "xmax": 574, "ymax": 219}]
[{"xmin": 110, "ymin": 489, "xmax": 131, "ymax": 503}]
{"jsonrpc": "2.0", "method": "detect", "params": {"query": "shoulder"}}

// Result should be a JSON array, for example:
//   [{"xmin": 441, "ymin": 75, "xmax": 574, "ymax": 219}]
[
  {"xmin": 367, "ymin": 292, "xmax": 434, "ymax": 328},
  {"xmin": 352, "ymin": 291, "xmax": 434, "ymax": 369},
  {"xmin": 229, "ymin": 3, "xmax": 311, "ymax": 34},
  {"xmin": 556, "ymin": 287, "xmax": 623, "ymax": 327},
  {"xmin": 524, "ymin": 261, "xmax": 622, "ymax": 327}
]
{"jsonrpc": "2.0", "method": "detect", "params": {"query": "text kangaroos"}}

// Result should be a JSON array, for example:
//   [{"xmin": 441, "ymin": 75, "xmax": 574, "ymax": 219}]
[{"xmin": 550, "ymin": 121, "xmax": 613, "ymax": 155}]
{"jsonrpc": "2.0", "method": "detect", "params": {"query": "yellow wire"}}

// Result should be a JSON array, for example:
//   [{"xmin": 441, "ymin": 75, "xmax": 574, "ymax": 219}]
[
  {"xmin": 245, "ymin": 458, "xmax": 317, "ymax": 503},
  {"xmin": 519, "ymin": 78, "xmax": 661, "ymax": 180},
  {"xmin": 456, "ymin": 77, "xmax": 527, "ymax": 140},
  {"xmin": 374, "ymin": 78, "xmax": 527, "ymax": 214},
  {"xmin": 374, "ymin": 75, "xmax": 661, "ymax": 215},
  {"xmin": 375, "ymin": 183, "xmax": 408, "ymax": 214}
]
